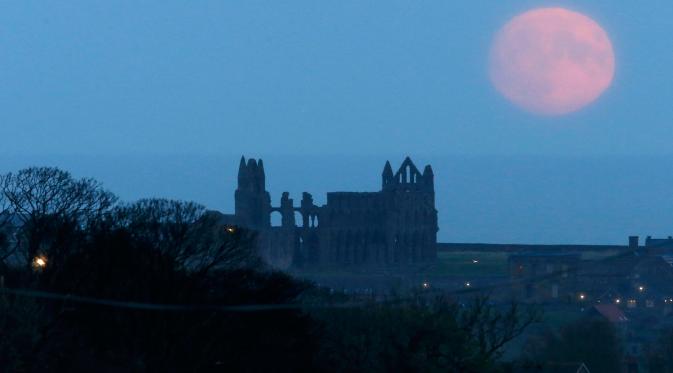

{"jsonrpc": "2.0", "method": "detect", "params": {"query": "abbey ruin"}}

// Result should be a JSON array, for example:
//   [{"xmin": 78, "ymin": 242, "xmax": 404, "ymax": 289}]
[{"xmin": 218, "ymin": 156, "xmax": 439, "ymax": 270}]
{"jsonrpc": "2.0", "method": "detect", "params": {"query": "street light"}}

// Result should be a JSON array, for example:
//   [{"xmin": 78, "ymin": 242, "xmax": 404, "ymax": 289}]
[{"xmin": 32, "ymin": 255, "xmax": 47, "ymax": 270}]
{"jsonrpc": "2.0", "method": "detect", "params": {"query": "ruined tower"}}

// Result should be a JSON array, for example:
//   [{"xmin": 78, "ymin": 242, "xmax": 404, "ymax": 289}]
[
  {"xmin": 235, "ymin": 156, "xmax": 271, "ymax": 229},
  {"xmin": 381, "ymin": 157, "xmax": 438, "ymax": 264}
]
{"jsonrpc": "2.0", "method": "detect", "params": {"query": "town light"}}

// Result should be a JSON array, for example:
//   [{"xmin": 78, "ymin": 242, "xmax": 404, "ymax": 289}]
[
  {"xmin": 615, "ymin": 298, "xmax": 621, "ymax": 304},
  {"xmin": 638, "ymin": 286, "xmax": 645, "ymax": 292},
  {"xmin": 465, "ymin": 282, "xmax": 471, "ymax": 288},
  {"xmin": 225, "ymin": 226, "xmax": 236, "ymax": 234},
  {"xmin": 32, "ymin": 255, "xmax": 47, "ymax": 270},
  {"xmin": 472, "ymin": 259, "xmax": 479, "ymax": 264},
  {"xmin": 579, "ymin": 293, "xmax": 586, "ymax": 300},
  {"xmin": 422, "ymin": 282, "xmax": 430, "ymax": 289}
]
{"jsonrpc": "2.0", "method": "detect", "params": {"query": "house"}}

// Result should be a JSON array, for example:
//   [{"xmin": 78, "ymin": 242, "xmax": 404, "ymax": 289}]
[
  {"xmin": 588, "ymin": 304, "xmax": 628, "ymax": 324},
  {"xmin": 508, "ymin": 252, "xmax": 581, "ymax": 301}
]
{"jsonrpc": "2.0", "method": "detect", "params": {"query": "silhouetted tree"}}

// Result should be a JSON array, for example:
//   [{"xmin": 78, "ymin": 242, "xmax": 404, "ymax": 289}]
[
  {"xmin": 110, "ymin": 198, "xmax": 205, "ymax": 256},
  {"xmin": 313, "ymin": 296, "xmax": 540, "ymax": 373},
  {"xmin": 526, "ymin": 318, "xmax": 624, "ymax": 373},
  {"xmin": 111, "ymin": 199, "xmax": 260, "ymax": 274},
  {"xmin": 16, "ymin": 207, "xmax": 314, "ymax": 372},
  {"xmin": 0, "ymin": 186, "xmax": 16, "ymax": 265},
  {"xmin": 0, "ymin": 167, "xmax": 117, "ymax": 266}
]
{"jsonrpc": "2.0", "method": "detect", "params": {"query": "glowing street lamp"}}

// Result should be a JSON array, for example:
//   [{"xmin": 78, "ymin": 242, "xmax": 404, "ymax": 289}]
[{"xmin": 32, "ymin": 255, "xmax": 47, "ymax": 270}]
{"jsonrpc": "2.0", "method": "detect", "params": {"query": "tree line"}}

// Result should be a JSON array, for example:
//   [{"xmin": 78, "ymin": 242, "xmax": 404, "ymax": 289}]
[{"xmin": 3, "ymin": 166, "xmax": 657, "ymax": 372}]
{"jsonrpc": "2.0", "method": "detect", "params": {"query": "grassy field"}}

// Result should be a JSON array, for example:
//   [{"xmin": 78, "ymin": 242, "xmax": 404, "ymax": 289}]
[
  {"xmin": 430, "ymin": 251, "xmax": 510, "ymax": 276},
  {"xmin": 295, "ymin": 250, "xmax": 624, "ymax": 279},
  {"xmin": 580, "ymin": 249, "xmax": 623, "ymax": 261},
  {"xmin": 430, "ymin": 249, "xmax": 625, "ymax": 276}
]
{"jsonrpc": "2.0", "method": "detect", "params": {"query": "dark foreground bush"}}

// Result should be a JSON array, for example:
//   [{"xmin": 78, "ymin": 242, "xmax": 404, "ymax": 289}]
[
  {"xmin": 4, "ymin": 225, "xmax": 316, "ymax": 372},
  {"xmin": 0, "ymin": 168, "xmax": 537, "ymax": 372}
]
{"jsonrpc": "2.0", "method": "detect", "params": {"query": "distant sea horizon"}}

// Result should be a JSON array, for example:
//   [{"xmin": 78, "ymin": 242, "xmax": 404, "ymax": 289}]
[{"xmin": 1, "ymin": 153, "xmax": 672, "ymax": 246}]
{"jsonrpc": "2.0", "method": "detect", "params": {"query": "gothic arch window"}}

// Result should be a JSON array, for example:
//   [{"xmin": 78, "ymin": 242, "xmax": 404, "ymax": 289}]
[
  {"xmin": 294, "ymin": 211, "xmax": 304, "ymax": 227},
  {"xmin": 270, "ymin": 210, "xmax": 282, "ymax": 227},
  {"xmin": 310, "ymin": 213, "xmax": 319, "ymax": 227}
]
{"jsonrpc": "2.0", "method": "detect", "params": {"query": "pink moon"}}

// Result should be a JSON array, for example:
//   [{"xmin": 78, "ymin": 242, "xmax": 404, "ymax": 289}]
[{"xmin": 489, "ymin": 8, "xmax": 615, "ymax": 115}]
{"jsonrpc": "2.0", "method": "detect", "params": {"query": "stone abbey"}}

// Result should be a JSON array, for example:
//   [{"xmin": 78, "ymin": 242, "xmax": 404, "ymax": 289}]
[{"xmin": 219, "ymin": 156, "xmax": 439, "ymax": 269}]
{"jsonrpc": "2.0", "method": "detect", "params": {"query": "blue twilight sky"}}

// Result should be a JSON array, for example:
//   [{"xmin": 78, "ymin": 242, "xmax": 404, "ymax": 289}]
[{"xmin": 1, "ymin": 1, "xmax": 673, "ymax": 244}]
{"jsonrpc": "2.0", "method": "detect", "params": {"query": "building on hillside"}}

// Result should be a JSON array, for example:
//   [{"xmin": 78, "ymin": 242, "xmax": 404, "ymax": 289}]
[
  {"xmin": 589, "ymin": 304, "xmax": 629, "ymax": 324},
  {"xmin": 217, "ymin": 156, "xmax": 438, "ymax": 270},
  {"xmin": 645, "ymin": 235, "xmax": 673, "ymax": 249},
  {"xmin": 508, "ymin": 252, "xmax": 581, "ymax": 301},
  {"xmin": 507, "ymin": 241, "xmax": 673, "ymax": 309}
]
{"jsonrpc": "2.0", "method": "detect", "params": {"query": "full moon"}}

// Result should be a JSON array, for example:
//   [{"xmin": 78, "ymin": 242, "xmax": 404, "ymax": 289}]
[{"xmin": 490, "ymin": 8, "xmax": 615, "ymax": 115}]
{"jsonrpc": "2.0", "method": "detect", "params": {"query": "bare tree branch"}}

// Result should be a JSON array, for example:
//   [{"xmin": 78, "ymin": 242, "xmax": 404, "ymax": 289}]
[{"xmin": 0, "ymin": 167, "xmax": 118, "ymax": 266}]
